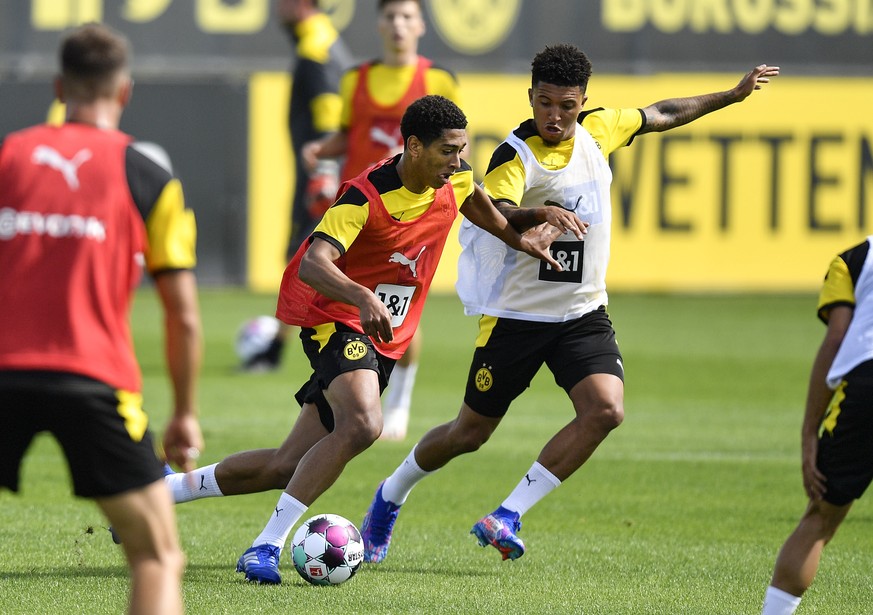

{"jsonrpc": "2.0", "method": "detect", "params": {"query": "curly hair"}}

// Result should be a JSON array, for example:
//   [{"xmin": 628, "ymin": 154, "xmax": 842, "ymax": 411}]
[
  {"xmin": 531, "ymin": 44, "xmax": 592, "ymax": 91},
  {"xmin": 400, "ymin": 95, "xmax": 467, "ymax": 147}
]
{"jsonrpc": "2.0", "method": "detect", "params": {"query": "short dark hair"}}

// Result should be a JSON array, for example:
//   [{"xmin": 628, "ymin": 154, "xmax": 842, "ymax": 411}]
[
  {"xmin": 531, "ymin": 44, "xmax": 592, "ymax": 91},
  {"xmin": 379, "ymin": 0, "xmax": 421, "ymax": 9},
  {"xmin": 401, "ymin": 95, "xmax": 467, "ymax": 147},
  {"xmin": 59, "ymin": 22, "xmax": 130, "ymax": 102}
]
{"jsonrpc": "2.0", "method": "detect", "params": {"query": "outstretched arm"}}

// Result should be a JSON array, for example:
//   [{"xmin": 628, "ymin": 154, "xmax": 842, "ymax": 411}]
[{"xmin": 639, "ymin": 64, "xmax": 779, "ymax": 134}]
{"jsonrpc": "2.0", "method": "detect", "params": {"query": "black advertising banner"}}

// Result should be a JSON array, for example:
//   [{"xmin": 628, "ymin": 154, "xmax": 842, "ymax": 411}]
[{"xmin": 1, "ymin": 0, "xmax": 870, "ymax": 77}]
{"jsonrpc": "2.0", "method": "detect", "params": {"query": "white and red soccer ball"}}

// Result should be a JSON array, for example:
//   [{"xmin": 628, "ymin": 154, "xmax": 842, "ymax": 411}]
[
  {"xmin": 234, "ymin": 315, "xmax": 280, "ymax": 364},
  {"xmin": 291, "ymin": 514, "xmax": 364, "ymax": 586}
]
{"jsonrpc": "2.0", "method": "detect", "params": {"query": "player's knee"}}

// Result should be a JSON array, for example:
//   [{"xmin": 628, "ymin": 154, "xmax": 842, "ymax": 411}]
[
  {"xmin": 343, "ymin": 412, "xmax": 382, "ymax": 450},
  {"xmin": 805, "ymin": 502, "xmax": 848, "ymax": 544},
  {"xmin": 164, "ymin": 544, "xmax": 186, "ymax": 578},
  {"xmin": 594, "ymin": 401, "xmax": 624, "ymax": 431},
  {"xmin": 127, "ymin": 533, "xmax": 186, "ymax": 579}
]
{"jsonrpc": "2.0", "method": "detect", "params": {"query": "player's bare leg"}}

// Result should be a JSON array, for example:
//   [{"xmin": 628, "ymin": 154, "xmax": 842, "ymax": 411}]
[
  {"xmin": 536, "ymin": 373, "xmax": 624, "ymax": 480},
  {"xmin": 381, "ymin": 327, "xmax": 422, "ymax": 441},
  {"xmin": 214, "ymin": 405, "xmax": 329, "ymax": 494},
  {"xmin": 363, "ymin": 405, "xmax": 501, "ymax": 562},
  {"xmin": 238, "ymin": 369, "xmax": 383, "ymax": 583},
  {"xmin": 286, "ymin": 369, "xmax": 384, "ymax": 502},
  {"xmin": 98, "ymin": 481, "xmax": 185, "ymax": 615},
  {"xmin": 768, "ymin": 500, "xmax": 851, "ymax": 597},
  {"xmin": 166, "ymin": 405, "xmax": 329, "ymax": 504}
]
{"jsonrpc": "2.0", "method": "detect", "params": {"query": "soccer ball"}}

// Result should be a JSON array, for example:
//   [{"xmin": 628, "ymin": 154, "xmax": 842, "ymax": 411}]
[
  {"xmin": 234, "ymin": 315, "xmax": 280, "ymax": 364},
  {"xmin": 291, "ymin": 514, "xmax": 364, "ymax": 586}
]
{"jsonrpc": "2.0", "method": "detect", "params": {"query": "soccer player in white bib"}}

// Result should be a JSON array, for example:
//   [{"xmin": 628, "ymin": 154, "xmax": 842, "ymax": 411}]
[
  {"xmin": 761, "ymin": 238, "xmax": 873, "ymax": 615},
  {"xmin": 362, "ymin": 44, "xmax": 779, "ymax": 563}
]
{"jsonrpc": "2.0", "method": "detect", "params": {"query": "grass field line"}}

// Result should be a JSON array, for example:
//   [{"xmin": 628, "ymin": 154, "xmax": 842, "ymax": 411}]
[{"xmin": 597, "ymin": 449, "xmax": 796, "ymax": 463}]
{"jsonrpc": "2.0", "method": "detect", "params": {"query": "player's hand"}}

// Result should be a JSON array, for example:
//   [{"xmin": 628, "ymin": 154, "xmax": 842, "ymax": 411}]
[
  {"xmin": 306, "ymin": 160, "xmax": 340, "ymax": 217},
  {"xmin": 301, "ymin": 140, "xmax": 323, "ymax": 174},
  {"xmin": 162, "ymin": 413, "xmax": 204, "ymax": 473},
  {"xmin": 542, "ymin": 206, "xmax": 588, "ymax": 240},
  {"xmin": 519, "ymin": 222, "xmax": 565, "ymax": 272},
  {"xmin": 357, "ymin": 292, "xmax": 395, "ymax": 344},
  {"xmin": 801, "ymin": 434, "xmax": 826, "ymax": 501},
  {"xmin": 733, "ymin": 64, "xmax": 780, "ymax": 101}
]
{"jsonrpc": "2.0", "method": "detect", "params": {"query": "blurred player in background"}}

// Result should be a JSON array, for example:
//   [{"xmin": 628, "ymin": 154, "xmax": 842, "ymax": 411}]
[
  {"xmin": 0, "ymin": 23, "xmax": 203, "ymax": 614},
  {"xmin": 362, "ymin": 44, "xmax": 779, "ymax": 564},
  {"xmin": 241, "ymin": 0, "xmax": 351, "ymax": 372},
  {"xmin": 166, "ymin": 95, "xmax": 585, "ymax": 585},
  {"xmin": 300, "ymin": 0, "xmax": 462, "ymax": 440},
  {"xmin": 761, "ymin": 238, "xmax": 873, "ymax": 615}
]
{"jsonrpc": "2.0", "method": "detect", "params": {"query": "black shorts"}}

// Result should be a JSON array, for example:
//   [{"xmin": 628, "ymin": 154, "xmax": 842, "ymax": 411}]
[
  {"xmin": 464, "ymin": 307, "xmax": 624, "ymax": 418},
  {"xmin": 0, "ymin": 371, "xmax": 164, "ymax": 498},
  {"xmin": 817, "ymin": 359, "xmax": 873, "ymax": 506},
  {"xmin": 294, "ymin": 324, "xmax": 395, "ymax": 432}
]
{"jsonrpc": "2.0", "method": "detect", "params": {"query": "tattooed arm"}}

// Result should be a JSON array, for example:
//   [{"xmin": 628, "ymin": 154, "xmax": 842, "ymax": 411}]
[{"xmin": 639, "ymin": 64, "xmax": 779, "ymax": 134}]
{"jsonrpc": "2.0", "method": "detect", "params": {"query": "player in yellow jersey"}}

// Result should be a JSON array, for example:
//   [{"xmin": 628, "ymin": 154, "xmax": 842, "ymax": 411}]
[{"xmin": 302, "ymin": 0, "xmax": 462, "ymax": 441}]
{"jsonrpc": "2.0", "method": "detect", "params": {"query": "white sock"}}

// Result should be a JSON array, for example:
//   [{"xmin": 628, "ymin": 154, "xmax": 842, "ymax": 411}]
[
  {"xmin": 384, "ymin": 363, "xmax": 418, "ymax": 413},
  {"xmin": 166, "ymin": 463, "xmax": 224, "ymax": 503},
  {"xmin": 381, "ymin": 446, "xmax": 433, "ymax": 505},
  {"xmin": 501, "ymin": 461, "xmax": 561, "ymax": 517},
  {"xmin": 251, "ymin": 492, "xmax": 308, "ymax": 548},
  {"xmin": 761, "ymin": 586, "xmax": 801, "ymax": 615}
]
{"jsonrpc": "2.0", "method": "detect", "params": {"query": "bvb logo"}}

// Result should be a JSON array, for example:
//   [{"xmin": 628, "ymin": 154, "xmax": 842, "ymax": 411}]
[
  {"xmin": 343, "ymin": 340, "xmax": 368, "ymax": 361},
  {"xmin": 474, "ymin": 366, "xmax": 493, "ymax": 392},
  {"xmin": 426, "ymin": 0, "xmax": 522, "ymax": 55}
]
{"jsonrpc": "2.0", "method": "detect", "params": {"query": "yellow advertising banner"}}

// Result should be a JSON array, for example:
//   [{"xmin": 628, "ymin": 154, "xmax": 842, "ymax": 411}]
[{"xmin": 249, "ymin": 72, "xmax": 873, "ymax": 294}]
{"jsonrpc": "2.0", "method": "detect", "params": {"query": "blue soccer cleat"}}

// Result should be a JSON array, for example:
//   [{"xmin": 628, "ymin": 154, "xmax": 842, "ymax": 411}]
[
  {"xmin": 470, "ymin": 506, "xmax": 525, "ymax": 561},
  {"xmin": 236, "ymin": 544, "xmax": 282, "ymax": 584},
  {"xmin": 109, "ymin": 462, "xmax": 176, "ymax": 544},
  {"xmin": 361, "ymin": 481, "xmax": 402, "ymax": 563}
]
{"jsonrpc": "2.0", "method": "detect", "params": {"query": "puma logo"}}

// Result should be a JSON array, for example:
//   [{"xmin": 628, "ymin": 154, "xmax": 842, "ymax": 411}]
[
  {"xmin": 199, "ymin": 475, "xmax": 207, "ymax": 490},
  {"xmin": 32, "ymin": 145, "xmax": 92, "ymax": 190},
  {"xmin": 388, "ymin": 246, "xmax": 426, "ymax": 278},
  {"xmin": 370, "ymin": 126, "xmax": 402, "ymax": 150},
  {"xmin": 275, "ymin": 507, "xmax": 284, "ymax": 517},
  {"xmin": 524, "ymin": 474, "xmax": 536, "ymax": 487}
]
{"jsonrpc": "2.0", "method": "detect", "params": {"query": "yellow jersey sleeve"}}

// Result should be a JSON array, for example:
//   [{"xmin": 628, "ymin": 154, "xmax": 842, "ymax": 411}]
[
  {"xmin": 144, "ymin": 177, "xmax": 197, "ymax": 273},
  {"xmin": 313, "ymin": 185, "xmax": 370, "ymax": 253},
  {"xmin": 482, "ymin": 146, "xmax": 525, "ymax": 206},
  {"xmin": 580, "ymin": 107, "xmax": 644, "ymax": 157},
  {"xmin": 818, "ymin": 254, "xmax": 855, "ymax": 322}
]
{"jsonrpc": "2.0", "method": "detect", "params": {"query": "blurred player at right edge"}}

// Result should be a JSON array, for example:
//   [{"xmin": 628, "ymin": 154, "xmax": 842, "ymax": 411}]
[{"xmin": 762, "ymin": 238, "xmax": 873, "ymax": 615}]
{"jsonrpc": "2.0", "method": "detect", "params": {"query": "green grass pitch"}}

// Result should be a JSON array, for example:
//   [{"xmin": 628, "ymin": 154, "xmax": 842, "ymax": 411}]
[{"xmin": 2, "ymin": 289, "xmax": 872, "ymax": 614}]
